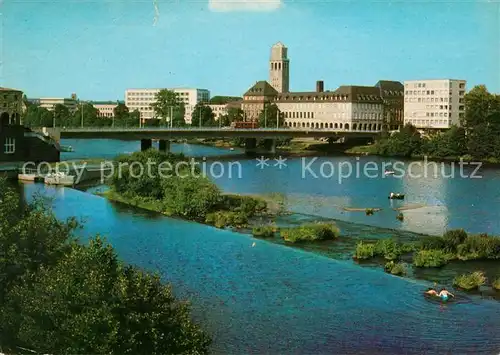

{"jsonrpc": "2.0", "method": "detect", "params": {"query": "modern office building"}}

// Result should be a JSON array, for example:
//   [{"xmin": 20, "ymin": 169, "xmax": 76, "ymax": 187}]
[
  {"xmin": 403, "ymin": 79, "xmax": 466, "ymax": 129},
  {"xmin": 39, "ymin": 94, "xmax": 78, "ymax": 112},
  {"xmin": 241, "ymin": 43, "xmax": 403, "ymax": 131},
  {"xmin": 125, "ymin": 88, "xmax": 210, "ymax": 124},
  {"xmin": 91, "ymin": 101, "xmax": 123, "ymax": 118}
]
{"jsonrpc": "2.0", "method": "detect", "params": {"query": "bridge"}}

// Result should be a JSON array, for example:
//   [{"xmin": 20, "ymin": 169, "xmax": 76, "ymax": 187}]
[{"xmin": 59, "ymin": 127, "xmax": 379, "ymax": 154}]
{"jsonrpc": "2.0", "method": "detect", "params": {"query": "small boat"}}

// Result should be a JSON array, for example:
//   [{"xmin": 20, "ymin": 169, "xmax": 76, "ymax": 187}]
[
  {"xmin": 60, "ymin": 145, "xmax": 74, "ymax": 152},
  {"xmin": 389, "ymin": 193, "xmax": 405, "ymax": 200},
  {"xmin": 44, "ymin": 172, "xmax": 75, "ymax": 187},
  {"xmin": 384, "ymin": 170, "xmax": 395, "ymax": 176}
]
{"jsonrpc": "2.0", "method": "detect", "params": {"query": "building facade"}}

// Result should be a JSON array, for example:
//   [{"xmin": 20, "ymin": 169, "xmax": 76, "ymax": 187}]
[
  {"xmin": 91, "ymin": 101, "xmax": 123, "ymax": 118},
  {"xmin": 125, "ymin": 88, "xmax": 210, "ymax": 124},
  {"xmin": 0, "ymin": 87, "xmax": 59, "ymax": 163},
  {"xmin": 269, "ymin": 42, "xmax": 290, "ymax": 93},
  {"xmin": 404, "ymin": 79, "xmax": 466, "ymax": 129},
  {"xmin": 241, "ymin": 81, "xmax": 279, "ymax": 121},
  {"xmin": 208, "ymin": 104, "xmax": 228, "ymax": 120},
  {"xmin": 275, "ymin": 82, "xmax": 385, "ymax": 131},
  {"xmin": 39, "ymin": 96, "xmax": 78, "ymax": 112}
]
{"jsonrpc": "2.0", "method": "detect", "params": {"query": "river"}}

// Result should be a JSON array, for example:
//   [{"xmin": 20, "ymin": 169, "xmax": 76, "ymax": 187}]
[{"xmin": 22, "ymin": 138, "xmax": 500, "ymax": 354}]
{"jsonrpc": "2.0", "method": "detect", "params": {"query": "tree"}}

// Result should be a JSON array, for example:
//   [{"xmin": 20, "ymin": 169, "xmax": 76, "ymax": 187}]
[
  {"xmin": 258, "ymin": 104, "xmax": 284, "ymax": 128},
  {"xmin": 113, "ymin": 103, "xmax": 129, "ymax": 120},
  {"xmin": 191, "ymin": 104, "xmax": 215, "ymax": 127},
  {"xmin": 70, "ymin": 103, "xmax": 99, "ymax": 127},
  {"xmin": 150, "ymin": 89, "xmax": 185, "ymax": 126},
  {"xmin": 53, "ymin": 104, "xmax": 70, "ymax": 127},
  {"xmin": 219, "ymin": 107, "xmax": 244, "ymax": 127},
  {"xmin": 0, "ymin": 183, "xmax": 211, "ymax": 354}
]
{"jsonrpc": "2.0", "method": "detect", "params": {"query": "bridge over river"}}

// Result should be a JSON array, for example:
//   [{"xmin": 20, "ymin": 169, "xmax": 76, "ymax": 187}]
[{"xmin": 60, "ymin": 127, "xmax": 379, "ymax": 153}]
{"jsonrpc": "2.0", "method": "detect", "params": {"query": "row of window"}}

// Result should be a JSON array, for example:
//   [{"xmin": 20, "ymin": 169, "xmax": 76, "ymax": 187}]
[
  {"xmin": 406, "ymin": 82, "xmax": 465, "ymax": 89},
  {"xmin": 406, "ymin": 90, "xmax": 465, "ymax": 96},
  {"xmin": 405, "ymin": 119, "xmax": 450, "ymax": 126},
  {"xmin": 284, "ymin": 121, "xmax": 382, "ymax": 131}
]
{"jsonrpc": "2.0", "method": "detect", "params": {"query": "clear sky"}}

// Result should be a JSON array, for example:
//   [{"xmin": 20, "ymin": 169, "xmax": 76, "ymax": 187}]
[{"xmin": 2, "ymin": 0, "xmax": 499, "ymax": 100}]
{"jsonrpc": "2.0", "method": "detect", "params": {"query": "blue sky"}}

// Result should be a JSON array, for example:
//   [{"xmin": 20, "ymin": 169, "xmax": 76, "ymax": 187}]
[{"xmin": 2, "ymin": 0, "xmax": 499, "ymax": 100}]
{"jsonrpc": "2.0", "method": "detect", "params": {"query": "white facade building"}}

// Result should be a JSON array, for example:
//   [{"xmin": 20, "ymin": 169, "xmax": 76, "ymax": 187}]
[
  {"xmin": 125, "ymin": 88, "xmax": 210, "ymax": 124},
  {"xmin": 39, "ymin": 97, "xmax": 78, "ymax": 112},
  {"xmin": 404, "ymin": 79, "xmax": 466, "ymax": 129},
  {"xmin": 208, "ymin": 104, "xmax": 228, "ymax": 120},
  {"xmin": 92, "ymin": 102, "xmax": 120, "ymax": 118}
]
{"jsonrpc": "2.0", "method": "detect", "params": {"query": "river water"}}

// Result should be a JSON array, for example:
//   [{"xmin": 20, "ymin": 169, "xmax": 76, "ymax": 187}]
[{"xmin": 23, "ymin": 138, "xmax": 500, "ymax": 354}]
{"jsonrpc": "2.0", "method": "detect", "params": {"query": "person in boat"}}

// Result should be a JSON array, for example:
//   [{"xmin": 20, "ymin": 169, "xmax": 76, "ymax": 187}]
[
  {"xmin": 438, "ymin": 288, "xmax": 454, "ymax": 301},
  {"xmin": 424, "ymin": 287, "xmax": 439, "ymax": 296}
]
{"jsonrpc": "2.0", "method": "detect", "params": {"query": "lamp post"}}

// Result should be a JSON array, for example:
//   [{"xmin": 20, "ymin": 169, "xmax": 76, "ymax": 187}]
[{"xmin": 80, "ymin": 101, "xmax": 84, "ymax": 128}]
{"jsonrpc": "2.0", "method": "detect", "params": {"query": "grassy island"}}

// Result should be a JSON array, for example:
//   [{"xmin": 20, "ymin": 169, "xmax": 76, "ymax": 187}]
[
  {"xmin": 103, "ymin": 150, "xmax": 268, "ymax": 229},
  {"xmin": 280, "ymin": 223, "xmax": 340, "ymax": 243}
]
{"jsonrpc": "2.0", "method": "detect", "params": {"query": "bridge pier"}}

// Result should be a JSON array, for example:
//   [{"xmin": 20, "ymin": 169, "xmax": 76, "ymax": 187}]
[
  {"xmin": 158, "ymin": 139, "xmax": 171, "ymax": 153},
  {"xmin": 140, "ymin": 139, "xmax": 152, "ymax": 151},
  {"xmin": 263, "ymin": 139, "xmax": 276, "ymax": 154},
  {"xmin": 244, "ymin": 138, "xmax": 257, "ymax": 155}
]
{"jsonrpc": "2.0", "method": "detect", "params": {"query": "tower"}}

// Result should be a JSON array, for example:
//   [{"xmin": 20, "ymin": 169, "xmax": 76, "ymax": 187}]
[{"xmin": 269, "ymin": 42, "xmax": 289, "ymax": 93}]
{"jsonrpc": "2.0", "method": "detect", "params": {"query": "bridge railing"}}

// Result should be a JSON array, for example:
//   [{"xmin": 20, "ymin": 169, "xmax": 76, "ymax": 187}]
[{"xmin": 60, "ymin": 127, "xmax": 379, "ymax": 133}]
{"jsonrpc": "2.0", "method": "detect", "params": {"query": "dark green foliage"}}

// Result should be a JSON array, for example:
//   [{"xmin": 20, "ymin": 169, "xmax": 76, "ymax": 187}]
[
  {"xmin": 420, "ymin": 236, "xmax": 446, "ymax": 251},
  {"xmin": 209, "ymin": 96, "xmax": 242, "ymax": 105},
  {"xmin": 374, "ymin": 239, "xmax": 401, "ymax": 261},
  {"xmin": 384, "ymin": 261, "xmax": 406, "ymax": 276},
  {"xmin": 252, "ymin": 226, "xmax": 276, "ymax": 238},
  {"xmin": 191, "ymin": 104, "xmax": 216, "ymax": 127},
  {"xmin": 413, "ymin": 250, "xmax": 450, "ymax": 268},
  {"xmin": 258, "ymin": 104, "xmax": 285, "ymax": 128},
  {"xmin": 0, "ymin": 184, "xmax": 210, "ymax": 354},
  {"xmin": 281, "ymin": 223, "xmax": 340, "ymax": 243},
  {"xmin": 150, "ymin": 89, "xmax": 186, "ymax": 127},
  {"xmin": 456, "ymin": 234, "xmax": 500, "ymax": 260},
  {"xmin": 443, "ymin": 229, "xmax": 468, "ymax": 253},
  {"xmin": 218, "ymin": 195, "xmax": 267, "ymax": 216},
  {"xmin": 453, "ymin": 271, "xmax": 486, "ymax": 291},
  {"xmin": 205, "ymin": 211, "xmax": 248, "ymax": 228},
  {"xmin": 374, "ymin": 124, "xmax": 422, "ymax": 157}
]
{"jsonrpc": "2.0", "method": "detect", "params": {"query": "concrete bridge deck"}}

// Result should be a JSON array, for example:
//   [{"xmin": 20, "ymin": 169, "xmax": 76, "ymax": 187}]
[{"xmin": 60, "ymin": 127, "xmax": 379, "ymax": 140}]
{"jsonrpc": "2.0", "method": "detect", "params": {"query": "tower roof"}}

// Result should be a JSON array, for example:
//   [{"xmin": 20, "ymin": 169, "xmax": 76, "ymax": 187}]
[
  {"xmin": 244, "ymin": 81, "xmax": 279, "ymax": 97},
  {"xmin": 272, "ymin": 42, "xmax": 286, "ymax": 48}
]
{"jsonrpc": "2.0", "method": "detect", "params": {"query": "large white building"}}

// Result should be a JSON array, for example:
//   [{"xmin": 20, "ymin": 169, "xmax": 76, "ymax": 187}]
[
  {"xmin": 125, "ymin": 88, "xmax": 210, "ymax": 124},
  {"xmin": 208, "ymin": 104, "xmax": 228, "ymax": 120},
  {"xmin": 404, "ymin": 79, "xmax": 466, "ymax": 129},
  {"xmin": 39, "ymin": 96, "xmax": 78, "ymax": 113}
]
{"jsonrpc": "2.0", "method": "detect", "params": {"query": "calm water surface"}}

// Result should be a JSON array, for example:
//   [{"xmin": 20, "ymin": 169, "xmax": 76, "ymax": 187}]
[{"xmin": 22, "ymin": 183, "xmax": 500, "ymax": 354}]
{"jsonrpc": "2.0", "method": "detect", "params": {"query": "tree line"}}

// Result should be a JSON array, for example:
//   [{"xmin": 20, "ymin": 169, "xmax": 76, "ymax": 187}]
[
  {"xmin": 0, "ymin": 182, "xmax": 211, "ymax": 354},
  {"xmin": 374, "ymin": 85, "xmax": 500, "ymax": 161}
]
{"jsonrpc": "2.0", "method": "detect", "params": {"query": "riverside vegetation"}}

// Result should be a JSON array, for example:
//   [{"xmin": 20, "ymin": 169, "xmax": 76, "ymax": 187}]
[
  {"xmin": 0, "ymin": 182, "xmax": 210, "ymax": 354},
  {"xmin": 354, "ymin": 229, "xmax": 500, "ymax": 291},
  {"xmin": 105, "ymin": 150, "xmax": 268, "ymax": 228}
]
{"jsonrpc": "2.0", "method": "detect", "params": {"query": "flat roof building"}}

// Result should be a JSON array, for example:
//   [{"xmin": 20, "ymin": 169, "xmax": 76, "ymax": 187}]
[
  {"xmin": 125, "ymin": 88, "xmax": 210, "ymax": 124},
  {"xmin": 39, "ymin": 97, "xmax": 78, "ymax": 113},
  {"xmin": 404, "ymin": 79, "xmax": 466, "ymax": 129}
]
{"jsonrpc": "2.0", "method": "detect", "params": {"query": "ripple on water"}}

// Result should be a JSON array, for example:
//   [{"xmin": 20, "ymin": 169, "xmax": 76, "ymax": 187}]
[{"xmin": 21, "ymin": 184, "xmax": 500, "ymax": 355}]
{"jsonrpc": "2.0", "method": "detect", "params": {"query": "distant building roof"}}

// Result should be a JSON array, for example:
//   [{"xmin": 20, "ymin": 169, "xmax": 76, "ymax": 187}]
[
  {"xmin": 274, "ymin": 85, "xmax": 383, "ymax": 103},
  {"xmin": 0, "ymin": 87, "xmax": 22, "ymax": 92},
  {"xmin": 375, "ymin": 80, "xmax": 404, "ymax": 96},
  {"xmin": 90, "ymin": 100, "xmax": 123, "ymax": 105},
  {"xmin": 244, "ymin": 81, "xmax": 279, "ymax": 97}
]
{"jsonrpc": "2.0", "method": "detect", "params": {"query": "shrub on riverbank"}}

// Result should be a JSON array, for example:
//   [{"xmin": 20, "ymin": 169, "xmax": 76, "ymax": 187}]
[
  {"xmin": 453, "ymin": 271, "xmax": 486, "ymax": 291},
  {"xmin": 218, "ymin": 194, "xmax": 267, "ymax": 216},
  {"xmin": 413, "ymin": 249, "xmax": 450, "ymax": 268},
  {"xmin": 384, "ymin": 261, "xmax": 406, "ymax": 276},
  {"xmin": 374, "ymin": 239, "xmax": 401, "ymax": 261},
  {"xmin": 493, "ymin": 278, "xmax": 500, "ymax": 291},
  {"xmin": 354, "ymin": 242, "xmax": 375, "ymax": 260},
  {"xmin": 456, "ymin": 234, "xmax": 500, "ymax": 260},
  {"xmin": 0, "ymin": 183, "xmax": 211, "ymax": 354},
  {"xmin": 205, "ymin": 211, "xmax": 248, "ymax": 228},
  {"xmin": 280, "ymin": 223, "xmax": 340, "ymax": 243},
  {"xmin": 252, "ymin": 225, "xmax": 276, "ymax": 238}
]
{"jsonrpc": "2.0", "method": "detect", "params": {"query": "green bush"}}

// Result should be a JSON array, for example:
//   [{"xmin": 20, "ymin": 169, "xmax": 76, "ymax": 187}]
[
  {"xmin": 396, "ymin": 213, "xmax": 404, "ymax": 221},
  {"xmin": 400, "ymin": 242, "xmax": 417, "ymax": 253},
  {"xmin": 205, "ymin": 211, "xmax": 248, "ymax": 228},
  {"xmin": 453, "ymin": 271, "xmax": 486, "ymax": 291},
  {"xmin": 365, "ymin": 208, "xmax": 374, "ymax": 216},
  {"xmin": 443, "ymin": 229, "xmax": 468, "ymax": 252},
  {"xmin": 413, "ymin": 249, "xmax": 450, "ymax": 268},
  {"xmin": 354, "ymin": 242, "xmax": 375, "ymax": 260},
  {"xmin": 281, "ymin": 223, "xmax": 340, "ymax": 244},
  {"xmin": 374, "ymin": 239, "xmax": 401, "ymax": 261},
  {"xmin": 252, "ymin": 226, "xmax": 276, "ymax": 238},
  {"xmin": 220, "ymin": 195, "xmax": 267, "ymax": 216},
  {"xmin": 457, "ymin": 234, "xmax": 500, "ymax": 260},
  {"xmin": 384, "ymin": 261, "xmax": 406, "ymax": 276},
  {"xmin": 420, "ymin": 236, "xmax": 446, "ymax": 251},
  {"xmin": 493, "ymin": 278, "xmax": 500, "ymax": 291}
]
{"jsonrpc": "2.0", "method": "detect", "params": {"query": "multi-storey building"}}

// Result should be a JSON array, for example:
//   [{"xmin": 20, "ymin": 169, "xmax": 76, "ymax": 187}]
[
  {"xmin": 404, "ymin": 79, "xmax": 466, "ymax": 129},
  {"xmin": 125, "ymin": 88, "xmax": 210, "ymax": 124},
  {"xmin": 208, "ymin": 104, "xmax": 228, "ymax": 120},
  {"xmin": 0, "ymin": 87, "xmax": 23, "ymax": 125},
  {"xmin": 91, "ymin": 101, "xmax": 123, "ymax": 118},
  {"xmin": 39, "ymin": 95, "xmax": 78, "ymax": 113},
  {"xmin": 241, "ymin": 43, "xmax": 402, "ymax": 131}
]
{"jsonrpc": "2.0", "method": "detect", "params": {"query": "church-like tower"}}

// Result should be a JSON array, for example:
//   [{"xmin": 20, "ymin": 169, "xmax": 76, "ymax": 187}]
[{"xmin": 269, "ymin": 42, "xmax": 290, "ymax": 93}]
